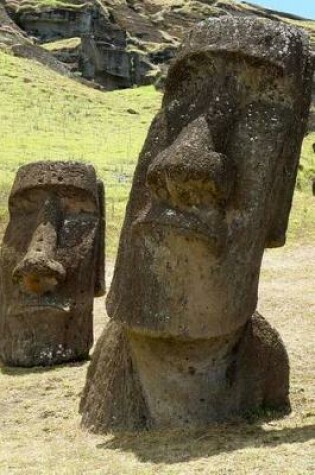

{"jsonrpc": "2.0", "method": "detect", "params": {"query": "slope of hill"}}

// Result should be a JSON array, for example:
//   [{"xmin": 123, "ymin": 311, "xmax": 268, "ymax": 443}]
[
  {"xmin": 0, "ymin": 46, "xmax": 314, "ymax": 255},
  {"xmin": 2, "ymin": 0, "xmax": 315, "ymax": 91},
  {"xmin": 0, "ymin": 48, "xmax": 161, "ymax": 254},
  {"xmin": 0, "ymin": 0, "xmax": 314, "ymax": 252}
]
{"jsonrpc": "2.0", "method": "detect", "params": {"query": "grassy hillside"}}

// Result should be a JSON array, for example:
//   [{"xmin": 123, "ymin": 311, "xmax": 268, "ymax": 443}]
[
  {"xmin": 0, "ymin": 49, "xmax": 161, "ymax": 255},
  {"xmin": 0, "ymin": 49, "xmax": 314, "ymax": 256}
]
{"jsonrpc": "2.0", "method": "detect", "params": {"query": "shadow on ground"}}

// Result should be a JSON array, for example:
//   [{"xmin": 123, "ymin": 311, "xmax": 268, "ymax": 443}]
[
  {"xmin": 96, "ymin": 422, "xmax": 315, "ymax": 464},
  {"xmin": 0, "ymin": 360, "xmax": 88, "ymax": 376}
]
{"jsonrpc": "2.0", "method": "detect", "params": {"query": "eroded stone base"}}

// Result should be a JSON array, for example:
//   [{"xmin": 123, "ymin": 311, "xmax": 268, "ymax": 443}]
[{"xmin": 80, "ymin": 313, "xmax": 290, "ymax": 432}]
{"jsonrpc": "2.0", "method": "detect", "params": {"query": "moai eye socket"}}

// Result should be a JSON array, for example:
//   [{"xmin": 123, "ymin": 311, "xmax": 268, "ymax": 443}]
[
  {"xmin": 9, "ymin": 189, "xmax": 48, "ymax": 216},
  {"xmin": 61, "ymin": 194, "xmax": 97, "ymax": 215}
]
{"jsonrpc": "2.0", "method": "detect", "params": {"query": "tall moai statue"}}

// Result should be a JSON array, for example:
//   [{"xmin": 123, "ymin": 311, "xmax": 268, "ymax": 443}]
[
  {"xmin": 0, "ymin": 161, "xmax": 105, "ymax": 367},
  {"xmin": 81, "ymin": 17, "xmax": 314, "ymax": 431}
]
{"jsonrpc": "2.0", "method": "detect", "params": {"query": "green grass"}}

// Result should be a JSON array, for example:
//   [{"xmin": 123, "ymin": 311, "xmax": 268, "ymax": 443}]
[
  {"xmin": 43, "ymin": 37, "xmax": 81, "ymax": 52},
  {"xmin": 289, "ymin": 131, "xmax": 315, "ymax": 244},
  {"xmin": 0, "ymin": 49, "xmax": 161, "ymax": 255},
  {"xmin": 6, "ymin": 0, "xmax": 91, "ymax": 13},
  {"xmin": 300, "ymin": 131, "xmax": 315, "ymax": 187},
  {"xmin": 0, "ymin": 48, "xmax": 314, "ymax": 257}
]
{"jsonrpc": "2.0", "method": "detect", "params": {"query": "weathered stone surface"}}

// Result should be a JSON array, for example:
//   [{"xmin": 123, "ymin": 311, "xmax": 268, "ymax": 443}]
[
  {"xmin": 9, "ymin": 2, "xmax": 159, "ymax": 89},
  {"xmin": 80, "ymin": 16, "xmax": 313, "ymax": 431},
  {"xmin": 80, "ymin": 36, "xmax": 154, "ymax": 89},
  {"xmin": 13, "ymin": 7, "xmax": 93, "ymax": 42},
  {"xmin": 4, "ymin": 1, "xmax": 315, "ymax": 95},
  {"xmin": 0, "ymin": 161, "xmax": 105, "ymax": 367},
  {"xmin": 0, "ymin": 0, "xmax": 30, "ymax": 45},
  {"xmin": 0, "ymin": 0, "xmax": 72, "ymax": 77}
]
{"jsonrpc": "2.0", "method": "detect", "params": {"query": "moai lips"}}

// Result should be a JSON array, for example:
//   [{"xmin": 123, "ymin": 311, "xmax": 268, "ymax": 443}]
[
  {"xmin": 0, "ymin": 161, "xmax": 105, "ymax": 367},
  {"xmin": 80, "ymin": 17, "xmax": 314, "ymax": 431}
]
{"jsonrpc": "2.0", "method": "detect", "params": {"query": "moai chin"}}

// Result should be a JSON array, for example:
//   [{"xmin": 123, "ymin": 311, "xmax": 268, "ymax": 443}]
[
  {"xmin": 80, "ymin": 17, "xmax": 314, "ymax": 431},
  {"xmin": 0, "ymin": 161, "xmax": 105, "ymax": 367}
]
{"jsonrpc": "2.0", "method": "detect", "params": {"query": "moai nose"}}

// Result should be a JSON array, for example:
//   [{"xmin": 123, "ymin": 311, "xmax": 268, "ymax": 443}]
[
  {"xmin": 12, "ymin": 196, "xmax": 66, "ymax": 295},
  {"xmin": 147, "ymin": 117, "xmax": 235, "ymax": 208}
]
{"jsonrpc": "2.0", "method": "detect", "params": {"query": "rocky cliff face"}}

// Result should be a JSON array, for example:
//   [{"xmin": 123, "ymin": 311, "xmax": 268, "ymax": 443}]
[
  {"xmin": 2, "ymin": 0, "xmax": 315, "ymax": 93},
  {"xmin": 0, "ymin": 0, "xmax": 71, "ymax": 75},
  {"xmin": 0, "ymin": 0, "xmax": 30, "ymax": 46}
]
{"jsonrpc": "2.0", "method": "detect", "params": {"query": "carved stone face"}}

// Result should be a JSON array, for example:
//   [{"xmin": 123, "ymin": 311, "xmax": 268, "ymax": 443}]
[
  {"xmin": 107, "ymin": 17, "xmax": 312, "ymax": 340},
  {"xmin": 0, "ymin": 161, "xmax": 105, "ymax": 366}
]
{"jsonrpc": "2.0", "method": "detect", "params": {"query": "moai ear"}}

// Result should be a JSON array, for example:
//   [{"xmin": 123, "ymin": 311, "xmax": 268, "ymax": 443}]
[
  {"xmin": 94, "ymin": 179, "xmax": 106, "ymax": 297},
  {"xmin": 265, "ymin": 144, "xmax": 300, "ymax": 248},
  {"xmin": 266, "ymin": 54, "xmax": 314, "ymax": 248}
]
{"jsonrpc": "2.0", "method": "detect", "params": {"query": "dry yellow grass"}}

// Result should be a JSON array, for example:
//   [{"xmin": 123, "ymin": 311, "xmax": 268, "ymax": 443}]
[{"xmin": 0, "ymin": 244, "xmax": 314, "ymax": 474}]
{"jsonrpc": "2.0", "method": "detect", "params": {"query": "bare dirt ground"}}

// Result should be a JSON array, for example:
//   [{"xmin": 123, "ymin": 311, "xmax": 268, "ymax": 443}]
[{"xmin": 0, "ymin": 245, "xmax": 314, "ymax": 474}]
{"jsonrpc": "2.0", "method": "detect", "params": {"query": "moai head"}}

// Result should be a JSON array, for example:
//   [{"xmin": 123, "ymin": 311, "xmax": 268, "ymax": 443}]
[
  {"xmin": 80, "ymin": 18, "xmax": 313, "ymax": 432},
  {"xmin": 107, "ymin": 17, "xmax": 313, "ymax": 339},
  {"xmin": 0, "ymin": 161, "xmax": 105, "ymax": 367}
]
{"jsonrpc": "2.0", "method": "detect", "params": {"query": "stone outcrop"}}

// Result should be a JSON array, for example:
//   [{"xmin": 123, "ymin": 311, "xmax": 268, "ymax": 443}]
[
  {"xmin": 80, "ymin": 25, "xmax": 156, "ymax": 89},
  {"xmin": 5, "ymin": 1, "xmax": 164, "ymax": 88},
  {"xmin": 0, "ymin": 161, "xmax": 105, "ymax": 367},
  {"xmin": 4, "ymin": 0, "xmax": 314, "ymax": 91},
  {"xmin": 42, "ymin": 37, "xmax": 82, "ymax": 72},
  {"xmin": 0, "ymin": 0, "xmax": 72, "ymax": 76},
  {"xmin": 80, "ymin": 16, "xmax": 313, "ymax": 431},
  {"xmin": 0, "ymin": 0, "xmax": 29, "ymax": 46},
  {"xmin": 13, "ymin": 6, "xmax": 93, "ymax": 41}
]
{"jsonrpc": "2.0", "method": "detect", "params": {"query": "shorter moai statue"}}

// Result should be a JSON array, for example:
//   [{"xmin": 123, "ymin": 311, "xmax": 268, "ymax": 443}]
[
  {"xmin": 0, "ymin": 161, "xmax": 105, "ymax": 367},
  {"xmin": 80, "ymin": 17, "xmax": 313, "ymax": 431}
]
